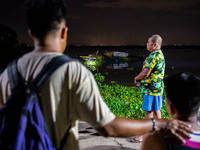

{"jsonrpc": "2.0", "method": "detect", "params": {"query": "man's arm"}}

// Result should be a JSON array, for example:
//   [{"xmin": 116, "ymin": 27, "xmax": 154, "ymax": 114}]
[
  {"xmin": 134, "ymin": 68, "xmax": 151, "ymax": 84},
  {"xmin": 96, "ymin": 117, "xmax": 153, "ymax": 137},
  {"xmin": 96, "ymin": 117, "xmax": 192, "ymax": 144}
]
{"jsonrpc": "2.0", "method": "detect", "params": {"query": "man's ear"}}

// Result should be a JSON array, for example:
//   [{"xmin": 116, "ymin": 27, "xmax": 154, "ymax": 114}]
[
  {"xmin": 169, "ymin": 103, "xmax": 176, "ymax": 117},
  {"xmin": 61, "ymin": 27, "xmax": 68, "ymax": 39},
  {"xmin": 153, "ymin": 43, "xmax": 158, "ymax": 49},
  {"xmin": 28, "ymin": 29, "xmax": 33, "ymax": 39}
]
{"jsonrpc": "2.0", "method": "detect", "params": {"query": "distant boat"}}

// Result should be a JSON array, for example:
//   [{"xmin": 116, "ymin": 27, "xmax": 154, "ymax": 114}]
[{"xmin": 79, "ymin": 51, "xmax": 144, "ymax": 62}]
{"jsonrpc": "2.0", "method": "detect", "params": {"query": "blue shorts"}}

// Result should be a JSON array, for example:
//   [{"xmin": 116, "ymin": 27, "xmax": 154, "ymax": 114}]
[{"xmin": 142, "ymin": 95, "xmax": 163, "ymax": 111}]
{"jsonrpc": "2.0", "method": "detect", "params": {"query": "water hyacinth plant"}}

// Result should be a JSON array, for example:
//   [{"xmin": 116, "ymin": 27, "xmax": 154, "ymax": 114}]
[{"xmin": 94, "ymin": 72, "xmax": 171, "ymax": 119}]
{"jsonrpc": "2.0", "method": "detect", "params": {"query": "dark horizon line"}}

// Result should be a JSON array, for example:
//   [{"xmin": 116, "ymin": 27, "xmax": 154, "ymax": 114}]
[
  {"xmin": 20, "ymin": 42, "xmax": 200, "ymax": 48},
  {"xmin": 66, "ymin": 44, "xmax": 200, "ymax": 48}
]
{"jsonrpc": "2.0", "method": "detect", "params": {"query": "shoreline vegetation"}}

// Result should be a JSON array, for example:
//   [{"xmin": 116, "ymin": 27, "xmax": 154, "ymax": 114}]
[
  {"xmin": 82, "ymin": 55, "xmax": 171, "ymax": 119},
  {"xmin": 94, "ymin": 72, "xmax": 170, "ymax": 119}
]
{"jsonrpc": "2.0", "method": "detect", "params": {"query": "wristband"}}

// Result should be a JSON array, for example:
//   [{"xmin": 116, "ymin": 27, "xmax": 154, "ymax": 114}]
[{"xmin": 151, "ymin": 118, "xmax": 156, "ymax": 135}]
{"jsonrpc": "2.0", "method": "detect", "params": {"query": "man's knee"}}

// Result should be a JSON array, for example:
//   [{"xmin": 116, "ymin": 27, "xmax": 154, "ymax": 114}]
[{"xmin": 145, "ymin": 111, "xmax": 153, "ymax": 119}]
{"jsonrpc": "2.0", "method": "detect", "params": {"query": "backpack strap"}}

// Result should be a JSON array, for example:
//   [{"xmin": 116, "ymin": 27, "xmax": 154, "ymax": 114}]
[
  {"xmin": 7, "ymin": 54, "xmax": 76, "ymax": 149},
  {"xmin": 7, "ymin": 59, "xmax": 22, "ymax": 93},
  {"xmin": 33, "ymin": 55, "xmax": 75, "ymax": 149}
]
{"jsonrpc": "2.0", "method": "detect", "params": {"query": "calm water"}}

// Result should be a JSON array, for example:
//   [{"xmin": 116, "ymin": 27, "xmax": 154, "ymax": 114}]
[{"xmin": 65, "ymin": 46, "xmax": 200, "ymax": 86}]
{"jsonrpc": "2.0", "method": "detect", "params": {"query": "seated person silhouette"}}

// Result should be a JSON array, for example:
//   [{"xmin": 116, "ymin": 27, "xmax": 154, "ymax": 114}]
[{"xmin": 140, "ymin": 72, "xmax": 200, "ymax": 150}]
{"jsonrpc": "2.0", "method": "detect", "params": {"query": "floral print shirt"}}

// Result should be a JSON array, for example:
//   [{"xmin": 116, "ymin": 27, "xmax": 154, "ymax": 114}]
[{"xmin": 141, "ymin": 49, "xmax": 165, "ymax": 96}]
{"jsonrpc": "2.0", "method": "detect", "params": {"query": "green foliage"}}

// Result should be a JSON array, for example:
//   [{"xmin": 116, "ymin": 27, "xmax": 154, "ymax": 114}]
[
  {"xmin": 126, "ymin": 67, "xmax": 134, "ymax": 71},
  {"xmin": 93, "ymin": 73, "xmax": 171, "ymax": 119},
  {"xmin": 94, "ymin": 73, "xmax": 105, "ymax": 82},
  {"xmin": 82, "ymin": 60, "xmax": 103, "ymax": 71}
]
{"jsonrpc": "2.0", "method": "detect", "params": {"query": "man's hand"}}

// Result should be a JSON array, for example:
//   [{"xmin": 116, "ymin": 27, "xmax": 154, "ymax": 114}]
[
  {"xmin": 134, "ymin": 77, "xmax": 138, "ymax": 85},
  {"xmin": 134, "ymin": 68, "xmax": 151, "ymax": 85},
  {"xmin": 157, "ymin": 119, "xmax": 193, "ymax": 144}
]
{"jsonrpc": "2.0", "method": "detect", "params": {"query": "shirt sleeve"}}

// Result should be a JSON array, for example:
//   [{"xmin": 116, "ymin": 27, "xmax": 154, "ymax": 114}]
[
  {"xmin": 70, "ymin": 62, "xmax": 116, "ymax": 128},
  {"xmin": 143, "ymin": 54, "xmax": 156, "ymax": 71},
  {"xmin": 0, "ymin": 70, "xmax": 10, "ymax": 107}
]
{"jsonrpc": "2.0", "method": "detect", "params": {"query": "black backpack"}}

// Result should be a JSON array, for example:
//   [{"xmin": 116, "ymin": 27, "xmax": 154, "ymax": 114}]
[{"xmin": 0, "ymin": 55, "xmax": 74, "ymax": 150}]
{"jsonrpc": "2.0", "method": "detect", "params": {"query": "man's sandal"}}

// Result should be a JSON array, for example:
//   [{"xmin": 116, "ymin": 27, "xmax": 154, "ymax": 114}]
[{"xmin": 129, "ymin": 137, "xmax": 142, "ymax": 143}]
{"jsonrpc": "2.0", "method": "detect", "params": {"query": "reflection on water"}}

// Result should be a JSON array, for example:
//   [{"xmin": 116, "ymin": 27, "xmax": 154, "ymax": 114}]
[{"xmin": 113, "ymin": 63, "xmax": 129, "ymax": 69}]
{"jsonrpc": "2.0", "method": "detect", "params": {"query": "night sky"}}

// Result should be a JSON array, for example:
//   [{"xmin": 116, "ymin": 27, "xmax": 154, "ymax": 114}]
[{"xmin": 0, "ymin": 0, "xmax": 200, "ymax": 46}]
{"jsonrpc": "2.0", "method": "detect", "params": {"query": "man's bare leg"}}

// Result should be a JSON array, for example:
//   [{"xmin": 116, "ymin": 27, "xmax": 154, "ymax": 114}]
[{"xmin": 153, "ymin": 110, "xmax": 161, "ymax": 119}]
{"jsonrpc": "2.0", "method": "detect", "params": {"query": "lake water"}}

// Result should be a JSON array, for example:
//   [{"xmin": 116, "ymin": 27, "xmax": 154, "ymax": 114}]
[{"xmin": 65, "ymin": 46, "xmax": 200, "ymax": 86}]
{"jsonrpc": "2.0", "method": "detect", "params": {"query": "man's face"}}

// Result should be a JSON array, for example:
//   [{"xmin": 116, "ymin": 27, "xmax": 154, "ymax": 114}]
[{"xmin": 146, "ymin": 38, "xmax": 154, "ymax": 52}]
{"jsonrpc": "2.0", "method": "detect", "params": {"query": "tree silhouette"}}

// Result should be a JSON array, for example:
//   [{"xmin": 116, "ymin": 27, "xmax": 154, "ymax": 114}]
[
  {"xmin": 0, "ymin": 24, "xmax": 18, "ymax": 46},
  {"xmin": 0, "ymin": 24, "xmax": 32, "ymax": 70}
]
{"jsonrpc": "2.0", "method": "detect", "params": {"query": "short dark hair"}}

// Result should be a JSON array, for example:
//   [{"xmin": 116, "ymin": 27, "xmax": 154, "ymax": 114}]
[
  {"xmin": 164, "ymin": 72, "xmax": 200, "ymax": 116},
  {"xmin": 25, "ymin": 0, "xmax": 67, "ymax": 39}
]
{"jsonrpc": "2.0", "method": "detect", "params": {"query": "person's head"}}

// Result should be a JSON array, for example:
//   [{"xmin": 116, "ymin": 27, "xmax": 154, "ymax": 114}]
[
  {"xmin": 146, "ymin": 34, "xmax": 162, "ymax": 52},
  {"xmin": 164, "ymin": 72, "xmax": 200, "ymax": 119},
  {"xmin": 25, "ymin": 0, "xmax": 68, "ymax": 48}
]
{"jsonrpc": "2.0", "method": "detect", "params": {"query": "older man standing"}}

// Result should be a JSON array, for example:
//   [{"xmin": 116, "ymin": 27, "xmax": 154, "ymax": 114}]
[{"xmin": 133, "ymin": 34, "xmax": 165, "ymax": 142}]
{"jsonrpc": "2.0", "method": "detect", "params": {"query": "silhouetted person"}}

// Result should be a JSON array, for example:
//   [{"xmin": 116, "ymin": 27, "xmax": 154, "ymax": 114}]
[{"xmin": 140, "ymin": 72, "xmax": 200, "ymax": 150}]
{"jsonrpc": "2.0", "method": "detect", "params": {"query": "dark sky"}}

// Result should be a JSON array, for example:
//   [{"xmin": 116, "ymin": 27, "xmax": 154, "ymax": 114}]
[{"xmin": 0, "ymin": 0, "xmax": 200, "ymax": 46}]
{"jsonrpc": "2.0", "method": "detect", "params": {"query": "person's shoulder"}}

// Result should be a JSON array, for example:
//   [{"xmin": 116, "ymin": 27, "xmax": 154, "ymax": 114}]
[
  {"xmin": 152, "ymin": 50, "xmax": 164, "ymax": 60},
  {"xmin": 60, "ymin": 56, "xmax": 92, "ymax": 77},
  {"xmin": 0, "ymin": 68, "xmax": 8, "ymax": 83},
  {"xmin": 154, "ymin": 50, "xmax": 162, "ymax": 55},
  {"xmin": 63, "ymin": 57, "xmax": 87, "ymax": 69},
  {"xmin": 157, "ymin": 49, "xmax": 164, "ymax": 56},
  {"xmin": 141, "ymin": 133, "xmax": 168, "ymax": 150}
]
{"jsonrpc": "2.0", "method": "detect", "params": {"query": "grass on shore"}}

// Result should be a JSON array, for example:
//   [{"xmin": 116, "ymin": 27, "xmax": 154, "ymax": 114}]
[{"xmin": 94, "ymin": 73, "xmax": 171, "ymax": 119}]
